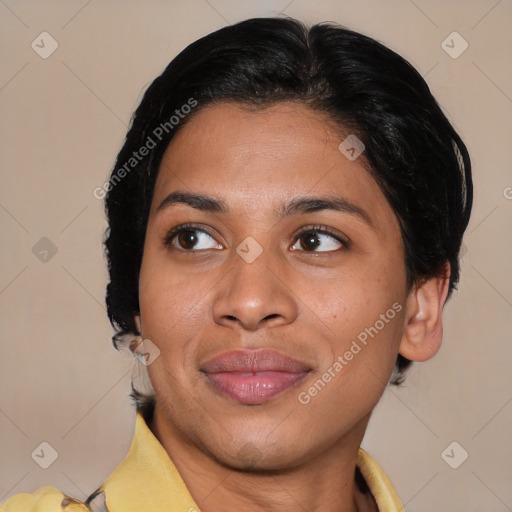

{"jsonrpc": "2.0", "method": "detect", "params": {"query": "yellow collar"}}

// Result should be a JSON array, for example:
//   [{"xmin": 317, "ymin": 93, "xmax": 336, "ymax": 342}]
[{"xmin": 99, "ymin": 411, "xmax": 405, "ymax": 511}]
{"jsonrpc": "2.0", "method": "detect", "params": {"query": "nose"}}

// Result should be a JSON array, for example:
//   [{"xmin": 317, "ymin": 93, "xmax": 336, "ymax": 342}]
[{"xmin": 212, "ymin": 249, "xmax": 298, "ymax": 331}]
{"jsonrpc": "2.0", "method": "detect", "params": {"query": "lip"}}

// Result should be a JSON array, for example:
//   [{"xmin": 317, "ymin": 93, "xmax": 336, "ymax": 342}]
[{"xmin": 201, "ymin": 349, "xmax": 311, "ymax": 405}]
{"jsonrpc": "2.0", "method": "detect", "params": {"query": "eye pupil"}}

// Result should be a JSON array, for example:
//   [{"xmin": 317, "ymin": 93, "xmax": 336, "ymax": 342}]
[
  {"xmin": 178, "ymin": 230, "xmax": 197, "ymax": 249},
  {"xmin": 300, "ymin": 232, "xmax": 320, "ymax": 251}
]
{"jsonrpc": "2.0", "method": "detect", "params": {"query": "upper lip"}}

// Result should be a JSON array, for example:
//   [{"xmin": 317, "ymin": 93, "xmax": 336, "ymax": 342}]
[{"xmin": 201, "ymin": 349, "xmax": 311, "ymax": 373}]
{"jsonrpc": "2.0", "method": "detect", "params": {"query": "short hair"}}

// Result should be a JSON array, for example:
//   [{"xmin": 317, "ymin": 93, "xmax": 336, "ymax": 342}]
[{"xmin": 103, "ymin": 17, "xmax": 472, "ymax": 401}]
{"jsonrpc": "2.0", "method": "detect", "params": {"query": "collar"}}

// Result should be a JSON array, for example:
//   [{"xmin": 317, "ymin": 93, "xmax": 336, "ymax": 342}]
[
  {"xmin": 99, "ymin": 411, "xmax": 405, "ymax": 511},
  {"xmin": 357, "ymin": 447, "xmax": 405, "ymax": 511}
]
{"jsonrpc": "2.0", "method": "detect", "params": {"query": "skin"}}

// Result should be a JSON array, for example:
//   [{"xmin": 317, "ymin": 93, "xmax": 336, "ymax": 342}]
[{"xmin": 135, "ymin": 102, "xmax": 450, "ymax": 512}]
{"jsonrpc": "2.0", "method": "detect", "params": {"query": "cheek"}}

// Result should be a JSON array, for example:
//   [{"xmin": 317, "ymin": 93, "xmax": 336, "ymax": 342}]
[
  {"xmin": 140, "ymin": 285, "xmax": 207, "ymax": 344},
  {"xmin": 296, "ymin": 261, "xmax": 405, "ymax": 334},
  {"xmin": 297, "ymin": 300, "xmax": 404, "ymax": 422},
  {"xmin": 293, "ymin": 261, "xmax": 406, "ymax": 388},
  {"xmin": 138, "ymin": 249, "xmax": 211, "ymax": 349}
]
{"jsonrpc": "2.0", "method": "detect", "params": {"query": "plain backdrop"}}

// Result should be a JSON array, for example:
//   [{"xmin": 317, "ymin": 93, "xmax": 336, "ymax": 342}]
[{"xmin": 0, "ymin": 1, "xmax": 511, "ymax": 511}]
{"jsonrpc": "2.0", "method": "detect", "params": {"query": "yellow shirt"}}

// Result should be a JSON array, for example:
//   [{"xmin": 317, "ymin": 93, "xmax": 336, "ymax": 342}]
[{"xmin": 1, "ymin": 411, "xmax": 405, "ymax": 511}]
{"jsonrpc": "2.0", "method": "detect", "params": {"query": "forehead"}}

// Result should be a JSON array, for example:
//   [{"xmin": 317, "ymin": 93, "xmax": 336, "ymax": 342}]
[{"xmin": 151, "ymin": 102, "xmax": 397, "ymax": 233}]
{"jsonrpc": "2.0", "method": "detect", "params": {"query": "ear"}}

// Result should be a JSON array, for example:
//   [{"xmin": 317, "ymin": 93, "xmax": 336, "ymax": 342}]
[
  {"xmin": 399, "ymin": 262, "xmax": 451, "ymax": 362},
  {"xmin": 135, "ymin": 314, "xmax": 142, "ymax": 333}
]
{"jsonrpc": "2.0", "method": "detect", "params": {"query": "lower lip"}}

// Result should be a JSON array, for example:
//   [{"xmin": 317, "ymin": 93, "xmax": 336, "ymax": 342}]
[{"xmin": 204, "ymin": 371, "xmax": 309, "ymax": 404}]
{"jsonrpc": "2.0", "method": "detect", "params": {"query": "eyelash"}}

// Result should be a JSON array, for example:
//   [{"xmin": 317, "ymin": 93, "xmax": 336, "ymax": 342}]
[
  {"xmin": 292, "ymin": 224, "xmax": 349, "ymax": 253},
  {"xmin": 163, "ymin": 223, "xmax": 349, "ymax": 252},
  {"xmin": 163, "ymin": 222, "xmax": 215, "ymax": 247}
]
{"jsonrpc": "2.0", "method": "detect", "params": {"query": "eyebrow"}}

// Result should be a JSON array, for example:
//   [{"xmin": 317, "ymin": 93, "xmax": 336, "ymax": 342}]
[{"xmin": 157, "ymin": 190, "xmax": 373, "ymax": 227}]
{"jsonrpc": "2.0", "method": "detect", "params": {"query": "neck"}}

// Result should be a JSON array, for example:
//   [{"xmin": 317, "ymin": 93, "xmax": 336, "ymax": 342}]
[{"xmin": 149, "ymin": 404, "xmax": 378, "ymax": 512}]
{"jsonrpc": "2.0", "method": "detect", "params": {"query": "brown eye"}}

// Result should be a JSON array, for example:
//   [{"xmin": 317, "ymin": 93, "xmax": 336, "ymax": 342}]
[
  {"xmin": 291, "ymin": 227, "xmax": 345, "ymax": 253},
  {"xmin": 165, "ymin": 225, "xmax": 223, "ymax": 251},
  {"xmin": 299, "ymin": 232, "xmax": 321, "ymax": 251},
  {"xmin": 177, "ymin": 230, "xmax": 198, "ymax": 250}
]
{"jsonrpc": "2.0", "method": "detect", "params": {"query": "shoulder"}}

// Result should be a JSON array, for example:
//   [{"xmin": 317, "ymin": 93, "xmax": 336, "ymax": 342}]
[{"xmin": 0, "ymin": 486, "xmax": 89, "ymax": 511}]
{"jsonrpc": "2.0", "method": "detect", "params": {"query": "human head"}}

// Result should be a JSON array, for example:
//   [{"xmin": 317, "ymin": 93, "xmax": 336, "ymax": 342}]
[{"xmin": 103, "ymin": 17, "xmax": 472, "ymax": 412}]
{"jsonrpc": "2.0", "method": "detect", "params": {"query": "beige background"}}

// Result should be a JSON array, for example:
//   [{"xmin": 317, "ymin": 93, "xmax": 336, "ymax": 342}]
[{"xmin": 1, "ymin": 1, "xmax": 511, "ymax": 511}]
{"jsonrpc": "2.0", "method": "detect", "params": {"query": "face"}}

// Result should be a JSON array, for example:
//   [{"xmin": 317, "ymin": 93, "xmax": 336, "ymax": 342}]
[{"xmin": 137, "ymin": 102, "xmax": 408, "ymax": 470}]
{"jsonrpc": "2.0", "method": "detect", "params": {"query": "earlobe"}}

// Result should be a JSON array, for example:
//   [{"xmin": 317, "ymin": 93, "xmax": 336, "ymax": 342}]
[
  {"xmin": 399, "ymin": 262, "xmax": 451, "ymax": 362},
  {"xmin": 135, "ymin": 314, "xmax": 142, "ymax": 333}
]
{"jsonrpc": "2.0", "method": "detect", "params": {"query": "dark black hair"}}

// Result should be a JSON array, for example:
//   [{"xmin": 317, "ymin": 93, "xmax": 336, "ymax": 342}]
[{"xmin": 103, "ymin": 17, "xmax": 472, "ymax": 411}]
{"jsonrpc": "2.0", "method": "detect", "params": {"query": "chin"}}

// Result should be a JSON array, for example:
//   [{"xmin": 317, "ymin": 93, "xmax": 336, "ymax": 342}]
[{"xmin": 203, "ymin": 437, "xmax": 308, "ymax": 474}]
